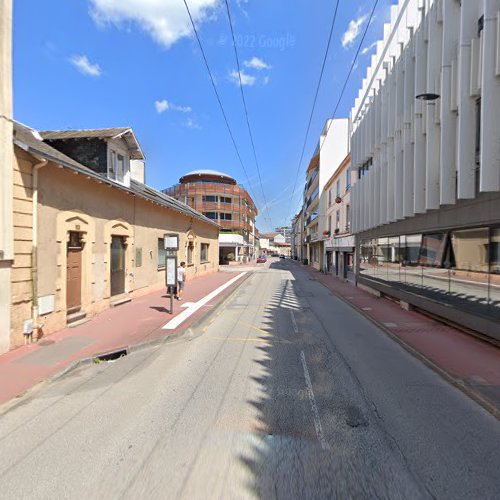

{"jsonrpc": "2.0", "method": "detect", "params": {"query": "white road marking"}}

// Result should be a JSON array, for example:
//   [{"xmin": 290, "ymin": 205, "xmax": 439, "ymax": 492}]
[
  {"xmin": 162, "ymin": 272, "xmax": 247, "ymax": 330},
  {"xmin": 181, "ymin": 302, "xmax": 195, "ymax": 308},
  {"xmin": 300, "ymin": 350, "xmax": 330, "ymax": 451},
  {"xmin": 290, "ymin": 310, "xmax": 298, "ymax": 334}
]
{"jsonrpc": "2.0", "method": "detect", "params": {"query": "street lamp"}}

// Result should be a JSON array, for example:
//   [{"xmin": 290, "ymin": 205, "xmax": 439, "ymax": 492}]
[{"xmin": 416, "ymin": 93, "xmax": 440, "ymax": 102}]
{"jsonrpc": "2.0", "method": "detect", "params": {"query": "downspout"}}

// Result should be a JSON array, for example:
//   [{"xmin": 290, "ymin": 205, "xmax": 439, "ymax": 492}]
[{"xmin": 30, "ymin": 156, "xmax": 47, "ymax": 343}]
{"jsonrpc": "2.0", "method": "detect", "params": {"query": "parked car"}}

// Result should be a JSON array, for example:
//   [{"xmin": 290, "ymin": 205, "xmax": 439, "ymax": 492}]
[
  {"xmin": 279, "ymin": 254, "xmax": 286, "ymax": 259},
  {"xmin": 256, "ymin": 256, "xmax": 267, "ymax": 263}
]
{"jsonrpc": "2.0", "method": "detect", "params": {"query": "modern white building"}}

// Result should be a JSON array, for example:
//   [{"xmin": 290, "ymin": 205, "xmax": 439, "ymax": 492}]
[
  {"xmin": 303, "ymin": 118, "xmax": 349, "ymax": 270},
  {"xmin": 349, "ymin": 0, "xmax": 500, "ymax": 340}
]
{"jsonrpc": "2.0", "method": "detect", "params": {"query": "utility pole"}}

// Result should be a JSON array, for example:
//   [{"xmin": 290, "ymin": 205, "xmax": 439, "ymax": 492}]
[{"xmin": 0, "ymin": 0, "xmax": 14, "ymax": 353}]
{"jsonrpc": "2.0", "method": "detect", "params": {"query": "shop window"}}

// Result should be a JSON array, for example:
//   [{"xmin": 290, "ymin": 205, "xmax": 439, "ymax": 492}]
[
  {"xmin": 200, "ymin": 243, "xmax": 209, "ymax": 262},
  {"xmin": 491, "ymin": 229, "xmax": 500, "ymax": 274},
  {"xmin": 418, "ymin": 233, "xmax": 447, "ymax": 267},
  {"xmin": 157, "ymin": 238, "xmax": 166, "ymax": 269},
  {"xmin": 450, "ymin": 228, "xmax": 489, "ymax": 272},
  {"xmin": 187, "ymin": 241, "xmax": 194, "ymax": 265}
]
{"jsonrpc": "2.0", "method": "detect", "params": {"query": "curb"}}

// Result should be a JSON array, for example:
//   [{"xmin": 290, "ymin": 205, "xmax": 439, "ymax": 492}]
[
  {"xmin": 307, "ymin": 267, "xmax": 500, "ymax": 421},
  {"xmin": 0, "ymin": 271, "xmax": 252, "ymax": 417}
]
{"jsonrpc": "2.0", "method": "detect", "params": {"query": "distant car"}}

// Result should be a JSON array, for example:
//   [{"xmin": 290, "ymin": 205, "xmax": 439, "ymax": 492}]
[
  {"xmin": 279, "ymin": 254, "xmax": 286, "ymax": 259},
  {"xmin": 256, "ymin": 256, "xmax": 267, "ymax": 263}
]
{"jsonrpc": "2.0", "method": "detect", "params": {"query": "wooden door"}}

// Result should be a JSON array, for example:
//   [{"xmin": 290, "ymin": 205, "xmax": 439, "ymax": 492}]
[
  {"xmin": 110, "ymin": 236, "xmax": 126, "ymax": 296},
  {"xmin": 66, "ymin": 233, "xmax": 82, "ymax": 311}
]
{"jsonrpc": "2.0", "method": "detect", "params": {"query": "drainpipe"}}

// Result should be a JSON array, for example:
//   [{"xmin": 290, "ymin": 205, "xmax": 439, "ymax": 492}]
[{"xmin": 30, "ymin": 156, "xmax": 47, "ymax": 343}]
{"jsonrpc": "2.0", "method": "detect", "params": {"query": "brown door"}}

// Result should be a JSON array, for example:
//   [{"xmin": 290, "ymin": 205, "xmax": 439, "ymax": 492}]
[
  {"xmin": 110, "ymin": 236, "xmax": 126, "ymax": 296},
  {"xmin": 66, "ymin": 232, "xmax": 82, "ymax": 311}
]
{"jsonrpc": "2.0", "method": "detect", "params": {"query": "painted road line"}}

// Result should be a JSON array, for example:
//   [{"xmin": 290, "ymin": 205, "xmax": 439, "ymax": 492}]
[
  {"xmin": 181, "ymin": 302, "xmax": 196, "ymax": 308},
  {"xmin": 161, "ymin": 272, "xmax": 247, "ymax": 330},
  {"xmin": 300, "ymin": 350, "xmax": 330, "ymax": 451},
  {"xmin": 290, "ymin": 310, "xmax": 298, "ymax": 334}
]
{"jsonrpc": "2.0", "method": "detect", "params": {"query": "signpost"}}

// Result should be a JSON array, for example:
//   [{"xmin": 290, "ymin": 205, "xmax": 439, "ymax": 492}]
[{"xmin": 164, "ymin": 234, "xmax": 179, "ymax": 314}]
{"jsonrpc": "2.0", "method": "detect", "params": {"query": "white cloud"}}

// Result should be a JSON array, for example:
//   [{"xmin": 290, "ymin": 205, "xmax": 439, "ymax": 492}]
[
  {"xmin": 155, "ymin": 99, "xmax": 192, "ymax": 114},
  {"xmin": 90, "ymin": 0, "xmax": 220, "ymax": 49},
  {"xmin": 155, "ymin": 99, "xmax": 169, "ymax": 113},
  {"xmin": 70, "ymin": 54, "xmax": 101, "ymax": 76},
  {"xmin": 184, "ymin": 118, "xmax": 201, "ymax": 129},
  {"xmin": 244, "ymin": 56, "xmax": 271, "ymax": 71},
  {"xmin": 229, "ymin": 69, "xmax": 256, "ymax": 86},
  {"xmin": 361, "ymin": 41, "xmax": 377, "ymax": 55},
  {"xmin": 341, "ymin": 15, "xmax": 367, "ymax": 49}
]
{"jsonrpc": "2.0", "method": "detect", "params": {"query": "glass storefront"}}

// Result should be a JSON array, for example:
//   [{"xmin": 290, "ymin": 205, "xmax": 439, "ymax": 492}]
[{"xmin": 359, "ymin": 226, "xmax": 500, "ymax": 319}]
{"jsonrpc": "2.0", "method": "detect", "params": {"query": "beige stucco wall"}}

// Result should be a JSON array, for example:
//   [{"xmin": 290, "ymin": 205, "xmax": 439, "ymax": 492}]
[{"xmin": 10, "ymin": 148, "xmax": 219, "ymax": 349}]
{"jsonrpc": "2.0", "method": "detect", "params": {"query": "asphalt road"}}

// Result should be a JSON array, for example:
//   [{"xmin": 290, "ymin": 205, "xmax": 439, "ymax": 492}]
[{"xmin": 1, "ymin": 259, "xmax": 499, "ymax": 499}]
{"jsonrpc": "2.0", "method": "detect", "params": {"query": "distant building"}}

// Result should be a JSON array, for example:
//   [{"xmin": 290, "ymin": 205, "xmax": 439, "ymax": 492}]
[
  {"xmin": 164, "ymin": 170, "xmax": 258, "ymax": 264},
  {"xmin": 260, "ymin": 233, "xmax": 291, "ymax": 256},
  {"xmin": 274, "ymin": 226, "xmax": 292, "ymax": 244}
]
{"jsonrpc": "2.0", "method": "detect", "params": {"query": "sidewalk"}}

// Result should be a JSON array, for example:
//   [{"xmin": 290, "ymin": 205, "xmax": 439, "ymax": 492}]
[
  {"xmin": 299, "ymin": 263, "xmax": 500, "ymax": 418},
  {"xmin": 0, "ymin": 269, "xmax": 250, "ymax": 409}
]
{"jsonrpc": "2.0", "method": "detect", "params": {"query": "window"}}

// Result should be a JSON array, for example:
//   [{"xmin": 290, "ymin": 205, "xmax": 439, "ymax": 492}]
[
  {"xmin": 491, "ymin": 229, "xmax": 500, "ymax": 274},
  {"xmin": 203, "ymin": 212, "xmax": 218, "ymax": 220},
  {"xmin": 346, "ymin": 205, "xmax": 351, "ymax": 230},
  {"xmin": 202, "ymin": 195, "xmax": 218, "ymax": 203},
  {"xmin": 418, "ymin": 233, "xmax": 447, "ymax": 267},
  {"xmin": 220, "ymin": 213, "xmax": 232, "ymax": 221},
  {"xmin": 335, "ymin": 211, "xmax": 340, "ymax": 229},
  {"xmin": 328, "ymin": 215, "xmax": 332, "ymax": 233},
  {"xmin": 109, "ymin": 150, "xmax": 127, "ymax": 184},
  {"xmin": 328, "ymin": 190, "xmax": 332, "ymax": 207},
  {"xmin": 336, "ymin": 180, "xmax": 340, "ymax": 197},
  {"xmin": 200, "ymin": 243, "xmax": 209, "ymax": 262},
  {"xmin": 158, "ymin": 238, "xmax": 166, "ymax": 269},
  {"xmin": 346, "ymin": 170, "xmax": 351, "ymax": 191},
  {"xmin": 475, "ymin": 98, "xmax": 481, "ymax": 166},
  {"xmin": 450, "ymin": 228, "xmax": 489, "ymax": 272},
  {"xmin": 187, "ymin": 241, "xmax": 194, "ymax": 265},
  {"xmin": 221, "ymin": 197, "xmax": 232, "ymax": 204}
]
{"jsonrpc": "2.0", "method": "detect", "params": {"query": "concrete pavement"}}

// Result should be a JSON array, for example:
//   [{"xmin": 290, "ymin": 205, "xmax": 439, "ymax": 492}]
[
  {"xmin": 0, "ymin": 269, "xmax": 250, "ymax": 409},
  {"xmin": 0, "ymin": 259, "xmax": 499, "ymax": 498}
]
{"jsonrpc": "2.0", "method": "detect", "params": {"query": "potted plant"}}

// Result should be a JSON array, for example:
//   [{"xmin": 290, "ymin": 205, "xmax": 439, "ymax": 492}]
[
  {"xmin": 323, "ymin": 230, "xmax": 330, "ymax": 236},
  {"xmin": 335, "ymin": 196, "xmax": 342, "ymax": 204},
  {"xmin": 334, "ymin": 228, "xmax": 340, "ymax": 235}
]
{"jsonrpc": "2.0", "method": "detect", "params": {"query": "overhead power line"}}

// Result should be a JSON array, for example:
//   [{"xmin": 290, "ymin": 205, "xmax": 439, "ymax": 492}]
[
  {"xmin": 182, "ymin": 0, "xmax": 259, "ymax": 205},
  {"xmin": 223, "ymin": 0, "xmax": 272, "ymax": 227},
  {"xmin": 285, "ymin": 0, "xmax": 340, "ymax": 225},
  {"xmin": 287, "ymin": 0, "xmax": 379, "ymax": 223}
]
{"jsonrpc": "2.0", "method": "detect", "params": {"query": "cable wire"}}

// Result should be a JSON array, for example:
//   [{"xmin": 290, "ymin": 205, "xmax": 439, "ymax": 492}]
[
  {"xmin": 288, "ymin": 0, "xmax": 379, "ymax": 223},
  {"xmin": 182, "ymin": 0, "xmax": 259, "ymax": 206},
  {"xmin": 285, "ymin": 0, "xmax": 341, "ymax": 225},
  {"xmin": 223, "ymin": 0, "xmax": 273, "ymax": 227}
]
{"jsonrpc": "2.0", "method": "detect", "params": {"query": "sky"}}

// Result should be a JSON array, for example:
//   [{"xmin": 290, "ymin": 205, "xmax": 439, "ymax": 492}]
[{"xmin": 13, "ymin": 0, "xmax": 394, "ymax": 232}]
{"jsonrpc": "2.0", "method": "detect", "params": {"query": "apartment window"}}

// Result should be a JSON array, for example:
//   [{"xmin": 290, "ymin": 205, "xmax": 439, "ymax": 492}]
[
  {"xmin": 346, "ymin": 205, "xmax": 351, "ymax": 230},
  {"xmin": 336, "ymin": 180, "xmax": 340, "ymax": 197},
  {"xmin": 187, "ymin": 241, "xmax": 194, "ymax": 265},
  {"xmin": 200, "ymin": 243, "xmax": 209, "ymax": 262},
  {"xmin": 336, "ymin": 211, "xmax": 340, "ymax": 229},
  {"xmin": 157, "ymin": 238, "xmax": 166, "ymax": 269},
  {"xmin": 328, "ymin": 190, "xmax": 332, "ymax": 207},
  {"xmin": 221, "ymin": 197, "xmax": 232, "ymax": 204},
  {"xmin": 328, "ymin": 215, "xmax": 332, "ymax": 233},
  {"xmin": 202, "ymin": 195, "xmax": 218, "ymax": 203},
  {"xmin": 346, "ymin": 170, "xmax": 351, "ymax": 191},
  {"xmin": 220, "ymin": 213, "xmax": 232, "ymax": 221},
  {"xmin": 203, "ymin": 212, "xmax": 218, "ymax": 220}
]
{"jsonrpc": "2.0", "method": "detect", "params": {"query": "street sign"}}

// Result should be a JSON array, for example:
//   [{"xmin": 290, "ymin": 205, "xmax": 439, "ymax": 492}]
[
  {"xmin": 165, "ymin": 256, "xmax": 177, "ymax": 287},
  {"xmin": 164, "ymin": 233, "xmax": 179, "ymax": 250}
]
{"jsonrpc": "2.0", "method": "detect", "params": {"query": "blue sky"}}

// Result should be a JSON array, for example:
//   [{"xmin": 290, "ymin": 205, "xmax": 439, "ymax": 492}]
[{"xmin": 13, "ymin": 0, "xmax": 394, "ymax": 232}]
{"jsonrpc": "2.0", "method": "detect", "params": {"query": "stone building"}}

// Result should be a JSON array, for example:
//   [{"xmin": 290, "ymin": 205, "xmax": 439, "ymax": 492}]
[{"xmin": 7, "ymin": 123, "xmax": 219, "ymax": 352}]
